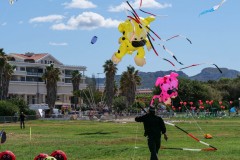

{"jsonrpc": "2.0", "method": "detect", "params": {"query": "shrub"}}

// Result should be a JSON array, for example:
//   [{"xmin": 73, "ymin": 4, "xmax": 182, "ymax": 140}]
[{"xmin": 0, "ymin": 100, "xmax": 18, "ymax": 116}]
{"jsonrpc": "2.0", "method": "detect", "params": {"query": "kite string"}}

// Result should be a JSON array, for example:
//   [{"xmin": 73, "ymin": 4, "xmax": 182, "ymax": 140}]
[
  {"xmin": 132, "ymin": 122, "xmax": 139, "ymax": 160},
  {"xmin": 82, "ymin": 90, "xmax": 92, "ymax": 108},
  {"xmin": 88, "ymin": 87, "xmax": 96, "ymax": 108},
  {"xmin": 176, "ymin": 93, "xmax": 205, "ymax": 136}
]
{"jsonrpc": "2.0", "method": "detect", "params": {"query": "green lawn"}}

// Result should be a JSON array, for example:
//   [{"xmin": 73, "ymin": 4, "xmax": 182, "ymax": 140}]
[{"xmin": 0, "ymin": 117, "xmax": 239, "ymax": 160}]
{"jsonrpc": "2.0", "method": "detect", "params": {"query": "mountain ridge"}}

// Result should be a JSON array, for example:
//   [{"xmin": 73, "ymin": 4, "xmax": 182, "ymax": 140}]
[{"xmin": 97, "ymin": 67, "xmax": 240, "ymax": 89}]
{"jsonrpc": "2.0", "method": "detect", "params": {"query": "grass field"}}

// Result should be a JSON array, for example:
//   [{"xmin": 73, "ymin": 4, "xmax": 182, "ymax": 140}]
[{"xmin": 0, "ymin": 117, "xmax": 239, "ymax": 160}]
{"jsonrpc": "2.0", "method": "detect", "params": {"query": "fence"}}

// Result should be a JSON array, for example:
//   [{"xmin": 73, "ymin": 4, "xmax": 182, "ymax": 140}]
[
  {"xmin": 0, "ymin": 115, "xmax": 37, "ymax": 123},
  {"xmin": 0, "ymin": 111, "xmax": 238, "ymax": 123}
]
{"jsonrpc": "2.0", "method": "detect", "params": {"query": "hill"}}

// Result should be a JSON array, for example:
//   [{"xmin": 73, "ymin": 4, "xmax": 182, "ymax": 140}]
[
  {"xmin": 190, "ymin": 67, "xmax": 240, "ymax": 81},
  {"xmin": 96, "ymin": 67, "xmax": 240, "ymax": 89}
]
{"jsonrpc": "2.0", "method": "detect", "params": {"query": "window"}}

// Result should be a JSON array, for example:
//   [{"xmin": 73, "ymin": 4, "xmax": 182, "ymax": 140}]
[
  {"xmin": 65, "ymin": 78, "xmax": 72, "ymax": 83},
  {"xmin": 21, "ymin": 77, "xmax": 25, "ymax": 81},
  {"xmin": 20, "ymin": 67, "xmax": 25, "ymax": 71}
]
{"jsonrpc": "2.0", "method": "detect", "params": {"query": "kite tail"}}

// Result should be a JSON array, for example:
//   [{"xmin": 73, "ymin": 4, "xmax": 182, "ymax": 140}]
[
  {"xmin": 147, "ymin": 34, "xmax": 159, "ymax": 56},
  {"xmin": 163, "ymin": 121, "xmax": 217, "ymax": 151},
  {"xmin": 212, "ymin": 64, "xmax": 222, "ymax": 73},
  {"xmin": 180, "ymin": 63, "xmax": 222, "ymax": 74},
  {"xmin": 159, "ymin": 44, "xmax": 184, "ymax": 65},
  {"xmin": 165, "ymin": 35, "xmax": 192, "ymax": 44}
]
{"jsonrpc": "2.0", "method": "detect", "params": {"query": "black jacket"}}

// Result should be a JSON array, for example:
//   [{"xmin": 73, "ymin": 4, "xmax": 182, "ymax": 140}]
[
  {"xmin": 20, "ymin": 114, "xmax": 25, "ymax": 121},
  {"xmin": 135, "ymin": 113, "xmax": 166, "ymax": 137}
]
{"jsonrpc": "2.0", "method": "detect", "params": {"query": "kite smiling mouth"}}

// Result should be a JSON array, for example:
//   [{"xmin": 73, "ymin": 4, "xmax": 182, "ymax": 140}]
[
  {"xmin": 167, "ymin": 88, "xmax": 178, "ymax": 95},
  {"xmin": 132, "ymin": 40, "xmax": 146, "ymax": 47}
]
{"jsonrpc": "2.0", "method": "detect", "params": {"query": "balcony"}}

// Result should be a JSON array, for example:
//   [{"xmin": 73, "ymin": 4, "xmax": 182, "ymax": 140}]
[
  {"xmin": 13, "ymin": 70, "xmax": 26, "ymax": 76},
  {"xmin": 26, "ymin": 72, "xmax": 43, "ymax": 76}
]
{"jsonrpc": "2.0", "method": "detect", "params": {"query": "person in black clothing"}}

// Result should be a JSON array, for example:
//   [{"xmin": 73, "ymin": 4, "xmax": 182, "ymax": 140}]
[
  {"xmin": 135, "ymin": 106, "xmax": 168, "ymax": 160},
  {"xmin": 19, "ymin": 112, "xmax": 26, "ymax": 129}
]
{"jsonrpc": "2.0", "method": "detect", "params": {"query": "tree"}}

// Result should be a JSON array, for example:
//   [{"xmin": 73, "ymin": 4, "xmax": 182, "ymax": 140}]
[
  {"xmin": 0, "ymin": 48, "xmax": 15, "ymax": 100},
  {"xmin": 71, "ymin": 70, "xmax": 82, "ymax": 109},
  {"xmin": 42, "ymin": 64, "xmax": 61, "ymax": 114},
  {"xmin": 120, "ymin": 66, "xmax": 141, "ymax": 106},
  {"xmin": 2, "ymin": 63, "xmax": 16, "ymax": 100},
  {"xmin": 136, "ymin": 94, "xmax": 153, "ymax": 107},
  {"xmin": 103, "ymin": 60, "xmax": 118, "ymax": 111},
  {"xmin": 8, "ymin": 97, "xmax": 36, "ymax": 115},
  {"xmin": 0, "ymin": 48, "xmax": 8, "ymax": 100},
  {"xmin": 0, "ymin": 100, "xmax": 18, "ymax": 116},
  {"xmin": 113, "ymin": 96, "xmax": 127, "ymax": 114},
  {"xmin": 174, "ymin": 78, "xmax": 222, "ymax": 109}
]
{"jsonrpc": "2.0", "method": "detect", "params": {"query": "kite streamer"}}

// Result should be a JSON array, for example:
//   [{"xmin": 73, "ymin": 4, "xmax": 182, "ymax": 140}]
[
  {"xmin": 212, "ymin": 64, "xmax": 223, "ymax": 73},
  {"xmin": 199, "ymin": 0, "xmax": 226, "ymax": 16},
  {"xmin": 126, "ymin": 1, "xmax": 140, "ymax": 21},
  {"xmin": 139, "ymin": 107, "xmax": 217, "ymax": 151},
  {"xmin": 163, "ymin": 58, "xmax": 176, "ymax": 67},
  {"xmin": 140, "ymin": 9, "xmax": 168, "ymax": 17},
  {"xmin": 147, "ymin": 34, "xmax": 159, "ymax": 56},
  {"xmin": 140, "ymin": 9, "xmax": 156, "ymax": 16},
  {"xmin": 159, "ymin": 44, "xmax": 183, "ymax": 65},
  {"xmin": 139, "ymin": 0, "xmax": 142, "ymax": 8},
  {"xmin": 180, "ymin": 63, "xmax": 222, "ymax": 73},
  {"xmin": 163, "ymin": 121, "xmax": 217, "ymax": 151},
  {"xmin": 164, "ymin": 35, "xmax": 192, "ymax": 44},
  {"xmin": 126, "ymin": 1, "xmax": 162, "ymax": 41}
]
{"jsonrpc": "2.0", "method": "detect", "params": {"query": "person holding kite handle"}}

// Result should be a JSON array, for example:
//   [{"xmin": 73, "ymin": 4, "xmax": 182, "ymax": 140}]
[{"xmin": 135, "ymin": 106, "xmax": 168, "ymax": 160}]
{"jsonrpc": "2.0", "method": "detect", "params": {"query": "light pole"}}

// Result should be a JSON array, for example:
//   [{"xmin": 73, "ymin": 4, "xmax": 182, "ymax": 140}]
[
  {"xmin": 238, "ymin": 97, "xmax": 240, "ymax": 109},
  {"xmin": 97, "ymin": 73, "xmax": 103, "ymax": 91},
  {"xmin": 236, "ymin": 98, "xmax": 240, "ymax": 115},
  {"xmin": 36, "ymin": 67, "xmax": 39, "ymax": 104}
]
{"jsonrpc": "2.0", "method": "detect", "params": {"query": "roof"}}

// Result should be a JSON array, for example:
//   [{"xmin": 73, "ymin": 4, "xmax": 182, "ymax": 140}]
[{"xmin": 10, "ymin": 53, "xmax": 48, "ymax": 61}]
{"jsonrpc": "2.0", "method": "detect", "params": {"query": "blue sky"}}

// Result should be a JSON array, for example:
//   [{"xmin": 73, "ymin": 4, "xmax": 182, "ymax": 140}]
[{"xmin": 1, "ymin": 0, "xmax": 239, "ymax": 78}]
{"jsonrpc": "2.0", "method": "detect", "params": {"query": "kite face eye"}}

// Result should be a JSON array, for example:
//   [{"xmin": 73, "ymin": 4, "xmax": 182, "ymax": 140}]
[{"xmin": 167, "ymin": 90, "xmax": 173, "ymax": 95}]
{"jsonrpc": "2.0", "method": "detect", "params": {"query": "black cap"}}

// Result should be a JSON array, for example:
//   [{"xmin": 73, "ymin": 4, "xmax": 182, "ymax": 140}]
[{"xmin": 149, "ymin": 106, "xmax": 155, "ymax": 112}]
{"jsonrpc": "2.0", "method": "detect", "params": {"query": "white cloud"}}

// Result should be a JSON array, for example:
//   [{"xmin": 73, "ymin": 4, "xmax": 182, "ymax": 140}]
[
  {"xmin": 49, "ymin": 42, "xmax": 68, "ymax": 46},
  {"xmin": 51, "ymin": 12, "xmax": 122, "ymax": 30},
  {"xmin": 108, "ymin": 0, "xmax": 172, "ymax": 12},
  {"xmin": 18, "ymin": 21, "xmax": 23, "ymax": 24},
  {"xmin": 1, "ymin": 22, "xmax": 7, "ymax": 26},
  {"xmin": 29, "ymin": 15, "xmax": 65, "ymax": 23},
  {"xmin": 62, "ymin": 0, "xmax": 97, "ymax": 9}
]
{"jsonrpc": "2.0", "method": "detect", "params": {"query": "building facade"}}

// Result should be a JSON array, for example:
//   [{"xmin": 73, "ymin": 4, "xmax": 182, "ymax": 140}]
[{"xmin": 8, "ymin": 52, "xmax": 87, "ymax": 107}]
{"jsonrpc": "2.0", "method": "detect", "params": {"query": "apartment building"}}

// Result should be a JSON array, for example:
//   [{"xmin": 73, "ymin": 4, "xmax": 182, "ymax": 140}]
[{"xmin": 8, "ymin": 52, "xmax": 87, "ymax": 107}]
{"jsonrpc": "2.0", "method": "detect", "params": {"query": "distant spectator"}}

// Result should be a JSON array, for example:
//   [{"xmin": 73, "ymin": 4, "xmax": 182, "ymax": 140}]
[{"xmin": 19, "ymin": 112, "xmax": 26, "ymax": 129}]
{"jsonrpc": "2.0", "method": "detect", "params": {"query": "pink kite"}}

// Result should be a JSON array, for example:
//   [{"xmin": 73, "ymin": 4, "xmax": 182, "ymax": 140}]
[{"xmin": 151, "ymin": 72, "xmax": 179, "ymax": 106}]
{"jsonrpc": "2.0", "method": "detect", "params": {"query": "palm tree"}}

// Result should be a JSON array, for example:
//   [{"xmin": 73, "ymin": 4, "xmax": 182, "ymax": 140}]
[
  {"xmin": 2, "ymin": 63, "xmax": 16, "ymax": 100},
  {"xmin": 71, "ymin": 70, "xmax": 82, "ymax": 109},
  {"xmin": 120, "ymin": 66, "xmax": 141, "ymax": 106},
  {"xmin": 0, "ymin": 48, "xmax": 15, "ymax": 100},
  {"xmin": 0, "ymin": 48, "xmax": 8, "ymax": 100},
  {"xmin": 103, "ymin": 60, "xmax": 118, "ymax": 111},
  {"xmin": 42, "ymin": 64, "xmax": 61, "ymax": 114}
]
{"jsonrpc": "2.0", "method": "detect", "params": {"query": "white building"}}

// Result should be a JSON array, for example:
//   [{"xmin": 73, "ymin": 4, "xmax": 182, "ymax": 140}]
[{"xmin": 8, "ymin": 52, "xmax": 87, "ymax": 108}]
